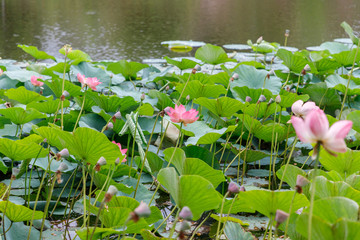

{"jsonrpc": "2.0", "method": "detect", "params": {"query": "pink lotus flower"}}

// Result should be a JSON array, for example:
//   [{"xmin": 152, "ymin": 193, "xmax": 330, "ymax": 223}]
[
  {"xmin": 291, "ymin": 109, "xmax": 352, "ymax": 155},
  {"xmin": 77, "ymin": 73, "xmax": 102, "ymax": 90},
  {"xmin": 112, "ymin": 141, "xmax": 128, "ymax": 163},
  {"xmin": 291, "ymin": 100, "xmax": 319, "ymax": 118},
  {"xmin": 165, "ymin": 104, "xmax": 199, "ymax": 126},
  {"xmin": 0, "ymin": 69, "xmax": 3, "ymax": 75},
  {"xmin": 31, "ymin": 76, "xmax": 44, "ymax": 87}
]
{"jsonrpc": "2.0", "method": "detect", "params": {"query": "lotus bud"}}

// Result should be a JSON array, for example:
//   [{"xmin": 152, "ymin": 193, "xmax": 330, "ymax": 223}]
[
  {"xmin": 256, "ymin": 36, "xmax": 263, "ymax": 44},
  {"xmin": 104, "ymin": 185, "xmax": 118, "ymax": 202},
  {"xmin": 56, "ymin": 148, "xmax": 69, "ymax": 160},
  {"xmin": 63, "ymin": 90, "xmax": 70, "ymax": 97},
  {"xmin": 232, "ymin": 73, "xmax": 239, "ymax": 80},
  {"xmin": 141, "ymin": 93, "xmax": 145, "ymax": 101},
  {"xmin": 295, "ymin": 175, "xmax": 310, "ymax": 194},
  {"xmin": 106, "ymin": 122, "xmax": 114, "ymax": 130},
  {"xmin": 165, "ymin": 85, "xmax": 170, "ymax": 91},
  {"xmin": 240, "ymin": 186, "xmax": 246, "ymax": 192},
  {"xmin": 192, "ymin": 64, "xmax": 201, "ymax": 74},
  {"xmin": 258, "ymin": 95, "xmax": 266, "ymax": 103},
  {"xmin": 285, "ymin": 29, "xmax": 290, "ymax": 38},
  {"xmin": 11, "ymin": 168, "xmax": 19, "ymax": 180},
  {"xmin": 130, "ymin": 201, "xmax": 151, "ymax": 222},
  {"xmin": 57, "ymin": 162, "xmax": 68, "ymax": 172},
  {"xmin": 0, "ymin": 69, "xmax": 3, "ymax": 76},
  {"xmin": 228, "ymin": 182, "xmax": 240, "ymax": 194},
  {"xmin": 179, "ymin": 206, "xmax": 193, "ymax": 220},
  {"xmin": 112, "ymin": 111, "xmax": 122, "ymax": 122},
  {"xmin": 275, "ymin": 95, "xmax": 281, "ymax": 104},
  {"xmin": 63, "ymin": 44, "xmax": 72, "ymax": 55},
  {"xmin": 245, "ymin": 96, "xmax": 252, "ymax": 103},
  {"xmin": 95, "ymin": 156, "xmax": 107, "ymax": 171},
  {"xmin": 268, "ymin": 98, "xmax": 274, "ymax": 105},
  {"xmin": 186, "ymin": 95, "xmax": 190, "ymax": 101},
  {"xmin": 275, "ymin": 209, "xmax": 289, "ymax": 227},
  {"xmin": 302, "ymin": 64, "xmax": 311, "ymax": 75},
  {"xmin": 56, "ymin": 162, "xmax": 68, "ymax": 184},
  {"xmin": 115, "ymin": 158, "xmax": 120, "ymax": 165}
]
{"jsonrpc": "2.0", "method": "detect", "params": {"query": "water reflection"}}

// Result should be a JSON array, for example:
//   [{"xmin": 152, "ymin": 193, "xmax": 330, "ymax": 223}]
[{"xmin": 0, "ymin": 0, "xmax": 359, "ymax": 61}]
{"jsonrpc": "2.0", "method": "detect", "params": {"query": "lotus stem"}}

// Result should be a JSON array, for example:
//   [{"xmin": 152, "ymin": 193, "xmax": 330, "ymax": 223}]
[
  {"xmin": 339, "ymin": 39, "xmax": 360, "ymax": 120},
  {"xmin": 73, "ymin": 89, "xmax": 87, "ymax": 132},
  {"xmin": 215, "ymin": 191, "xmax": 229, "ymax": 240},
  {"xmin": 307, "ymin": 143, "xmax": 321, "ymax": 240}
]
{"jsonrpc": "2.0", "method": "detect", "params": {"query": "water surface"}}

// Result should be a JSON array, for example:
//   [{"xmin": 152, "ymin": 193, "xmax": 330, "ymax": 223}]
[{"xmin": 1, "ymin": 0, "xmax": 360, "ymax": 61}]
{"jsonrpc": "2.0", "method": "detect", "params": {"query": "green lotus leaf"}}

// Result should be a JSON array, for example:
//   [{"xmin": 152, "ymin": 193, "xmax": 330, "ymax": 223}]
[
  {"xmin": 157, "ymin": 167, "xmax": 222, "ymax": 220},
  {"xmin": 175, "ymin": 80, "xmax": 226, "ymax": 99},
  {"xmin": 194, "ymin": 97, "xmax": 244, "ymax": 118},
  {"xmin": 18, "ymin": 44, "xmax": 56, "ymax": 61},
  {"xmin": 0, "ymin": 201, "xmax": 43, "ymax": 222},
  {"xmin": 0, "ymin": 138, "xmax": 47, "ymax": 161},
  {"xmin": 59, "ymin": 48, "xmax": 92, "ymax": 65},
  {"xmin": 195, "ymin": 44, "xmax": 236, "ymax": 65},
  {"xmin": 238, "ymin": 190, "xmax": 309, "ymax": 218},
  {"xmin": 232, "ymin": 65, "xmax": 282, "ymax": 94},
  {"xmin": 164, "ymin": 56, "xmax": 198, "ymax": 70},
  {"xmin": 276, "ymin": 48, "xmax": 309, "ymax": 74},
  {"xmin": 0, "ymin": 107, "xmax": 46, "ymax": 125},
  {"xmin": 163, "ymin": 148, "xmax": 225, "ymax": 187},
  {"xmin": 5, "ymin": 86, "xmax": 47, "ymax": 105},
  {"xmin": 319, "ymin": 148, "xmax": 360, "ymax": 177},
  {"xmin": 224, "ymin": 222, "xmax": 255, "ymax": 240},
  {"xmin": 107, "ymin": 60, "xmax": 149, "ymax": 80},
  {"xmin": 27, "ymin": 99, "xmax": 70, "ymax": 114}
]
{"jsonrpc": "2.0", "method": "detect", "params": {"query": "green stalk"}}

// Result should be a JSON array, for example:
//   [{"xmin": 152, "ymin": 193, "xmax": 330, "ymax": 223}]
[
  {"xmin": 168, "ymin": 207, "xmax": 180, "ymax": 239},
  {"xmin": 215, "ymin": 192, "xmax": 230, "ymax": 240},
  {"xmin": 81, "ymin": 165, "xmax": 88, "ymax": 228},
  {"xmin": 284, "ymin": 191, "xmax": 297, "ymax": 238},
  {"xmin": 153, "ymin": 205, "xmax": 178, "ymax": 233},
  {"xmin": 307, "ymin": 143, "xmax": 321, "ymax": 240},
  {"xmin": 61, "ymin": 51, "xmax": 69, "ymax": 129},
  {"xmin": 27, "ymin": 157, "xmax": 54, "ymax": 240},
  {"xmin": 73, "ymin": 89, "xmax": 87, "ymax": 132},
  {"xmin": 39, "ymin": 174, "xmax": 56, "ymax": 239},
  {"xmin": 339, "ymin": 39, "xmax": 360, "ymax": 120},
  {"xmin": 189, "ymin": 212, "xmax": 212, "ymax": 240},
  {"xmin": 133, "ymin": 114, "xmax": 160, "ymax": 198},
  {"xmin": 278, "ymin": 138, "xmax": 298, "ymax": 190}
]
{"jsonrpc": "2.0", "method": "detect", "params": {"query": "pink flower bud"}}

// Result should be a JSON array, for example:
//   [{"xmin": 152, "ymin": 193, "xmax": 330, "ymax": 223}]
[
  {"xmin": 134, "ymin": 201, "xmax": 151, "ymax": 218},
  {"xmin": 95, "ymin": 156, "xmax": 107, "ymax": 171},
  {"xmin": 11, "ymin": 168, "xmax": 19, "ymax": 179},
  {"xmin": 245, "ymin": 96, "xmax": 252, "ymax": 103},
  {"xmin": 275, "ymin": 209, "xmax": 289, "ymax": 225},
  {"xmin": 232, "ymin": 73, "xmax": 239, "ymax": 80},
  {"xmin": 57, "ymin": 162, "xmax": 68, "ymax": 172},
  {"xmin": 228, "ymin": 182, "xmax": 240, "ymax": 194},
  {"xmin": 275, "ymin": 95, "xmax": 281, "ymax": 104},
  {"xmin": 56, "ymin": 148, "xmax": 69, "ymax": 160},
  {"xmin": 104, "ymin": 185, "xmax": 118, "ymax": 202},
  {"xmin": 141, "ymin": 93, "xmax": 145, "ymax": 101},
  {"xmin": 258, "ymin": 95, "xmax": 266, "ymax": 102},
  {"xmin": 114, "ymin": 112, "xmax": 122, "ymax": 119},
  {"xmin": 285, "ymin": 29, "xmax": 290, "ymax": 37},
  {"xmin": 179, "ymin": 206, "xmax": 193, "ymax": 220},
  {"xmin": 256, "ymin": 36, "xmax": 263, "ymax": 44},
  {"xmin": 186, "ymin": 95, "xmax": 190, "ymax": 101},
  {"xmin": 106, "ymin": 122, "xmax": 114, "ymax": 130},
  {"xmin": 165, "ymin": 85, "xmax": 170, "ymax": 91}
]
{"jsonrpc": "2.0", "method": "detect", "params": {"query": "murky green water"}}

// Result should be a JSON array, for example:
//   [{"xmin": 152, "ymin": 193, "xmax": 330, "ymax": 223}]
[{"xmin": 1, "ymin": 0, "xmax": 359, "ymax": 61}]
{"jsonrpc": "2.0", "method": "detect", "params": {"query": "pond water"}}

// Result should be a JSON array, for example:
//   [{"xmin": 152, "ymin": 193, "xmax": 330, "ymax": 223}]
[{"xmin": 1, "ymin": 0, "xmax": 360, "ymax": 61}]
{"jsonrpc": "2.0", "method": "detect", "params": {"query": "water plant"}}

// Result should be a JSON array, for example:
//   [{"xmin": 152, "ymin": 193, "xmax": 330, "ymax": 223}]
[{"xmin": 0, "ymin": 21, "xmax": 359, "ymax": 240}]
